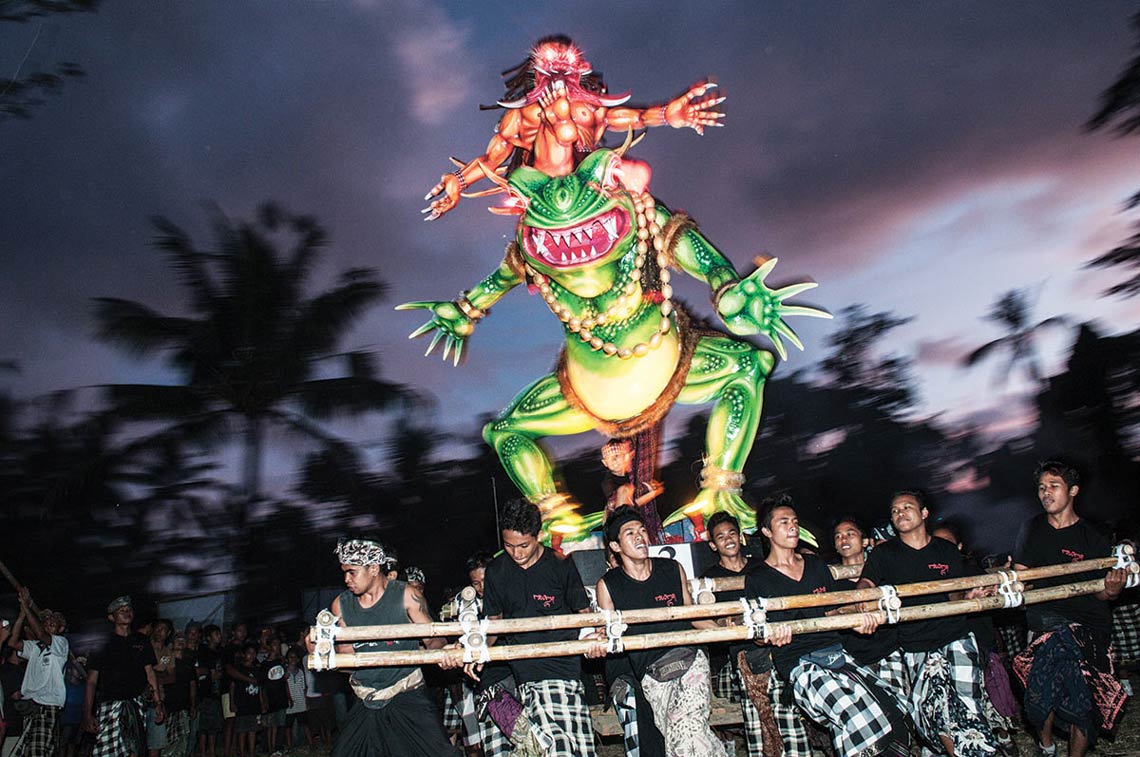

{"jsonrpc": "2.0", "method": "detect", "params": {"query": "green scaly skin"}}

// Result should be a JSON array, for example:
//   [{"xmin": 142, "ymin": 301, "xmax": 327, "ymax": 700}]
[{"xmin": 399, "ymin": 149, "xmax": 829, "ymax": 539}]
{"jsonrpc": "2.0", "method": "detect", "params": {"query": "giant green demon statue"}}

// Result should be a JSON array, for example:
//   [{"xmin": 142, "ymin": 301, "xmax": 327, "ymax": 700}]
[{"xmin": 400, "ymin": 147, "xmax": 827, "ymax": 541}]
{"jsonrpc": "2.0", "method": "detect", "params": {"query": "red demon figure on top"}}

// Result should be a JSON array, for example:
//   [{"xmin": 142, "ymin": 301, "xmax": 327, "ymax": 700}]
[{"xmin": 423, "ymin": 34, "xmax": 725, "ymax": 219}]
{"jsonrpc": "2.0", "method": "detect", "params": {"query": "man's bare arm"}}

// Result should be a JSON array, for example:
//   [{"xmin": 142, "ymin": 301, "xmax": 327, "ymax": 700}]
[{"xmin": 405, "ymin": 586, "xmax": 446, "ymax": 650}]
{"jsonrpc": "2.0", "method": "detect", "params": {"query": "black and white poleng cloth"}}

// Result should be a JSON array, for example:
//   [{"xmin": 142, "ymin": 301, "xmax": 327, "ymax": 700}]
[{"xmin": 790, "ymin": 646, "xmax": 911, "ymax": 757}]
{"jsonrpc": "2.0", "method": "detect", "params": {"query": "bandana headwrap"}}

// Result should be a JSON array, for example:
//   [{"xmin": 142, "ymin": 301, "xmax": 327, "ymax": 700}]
[
  {"xmin": 335, "ymin": 539, "xmax": 387, "ymax": 566},
  {"xmin": 107, "ymin": 596, "xmax": 132, "ymax": 614},
  {"xmin": 405, "ymin": 566, "xmax": 426, "ymax": 585},
  {"xmin": 605, "ymin": 507, "xmax": 645, "ymax": 544}
]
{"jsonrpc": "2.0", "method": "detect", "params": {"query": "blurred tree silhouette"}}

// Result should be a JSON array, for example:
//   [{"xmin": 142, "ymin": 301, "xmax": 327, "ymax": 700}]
[
  {"xmin": 0, "ymin": 0, "xmax": 98, "ymax": 122},
  {"xmin": 1086, "ymin": 10, "xmax": 1140, "ymax": 295},
  {"xmin": 964, "ymin": 288, "xmax": 1069, "ymax": 386},
  {"xmin": 94, "ymin": 202, "xmax": 408, "ymax": 532}
]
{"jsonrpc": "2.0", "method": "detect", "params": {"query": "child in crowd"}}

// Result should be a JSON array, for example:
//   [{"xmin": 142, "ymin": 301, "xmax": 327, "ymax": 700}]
[{"xmin": 230, "ymin": 643, "xmax": 265, "ymax": 757}]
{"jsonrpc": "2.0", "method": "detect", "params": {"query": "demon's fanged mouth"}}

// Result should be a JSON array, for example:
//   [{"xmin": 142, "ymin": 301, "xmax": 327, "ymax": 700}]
[{"xmin": 522, "ymin": 208, "xmax": 630, "ymax": 268}]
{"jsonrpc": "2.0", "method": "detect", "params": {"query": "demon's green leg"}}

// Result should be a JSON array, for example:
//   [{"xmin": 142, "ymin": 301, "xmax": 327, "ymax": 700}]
[
  {"xmin": 483, "ymin": 373, "xmax": 598, "ymax": 535},
  {"xmin": 667, "ymin": 336, "xmax": 774, "ymax": 530}
]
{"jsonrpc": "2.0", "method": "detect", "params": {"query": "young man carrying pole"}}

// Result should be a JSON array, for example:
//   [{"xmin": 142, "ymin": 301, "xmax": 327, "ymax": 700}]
[
  {"xmin": 703, "ymin": 510, "xmax": 809, "ymax": 757},
  {"xmin": 319, "ymin": 538, "xmax": 459, "ymax": 757},
  {"xmin": 857, "ymin": 490, "xmax": 997, "ymax": 756},
  {"xmin": 1011, "ymin": 460, "xmax": 1129, "ymax": 757},
  {"xmin": 443, "ymin": 499, "xmax": 597, "ymax": 756},
  {"xmin": 594, "ymin": 505, "xmax": 727, "ymax": 757},
  {"xmin": 749, "ymin": 498, "xmax": 911, "ymax": 757}
]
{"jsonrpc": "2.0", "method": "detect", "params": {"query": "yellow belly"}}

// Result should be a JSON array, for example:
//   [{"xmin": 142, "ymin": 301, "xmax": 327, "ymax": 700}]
[{"xmin": 564, "ymin": 329, "xmax": 681, "ymax": 421}]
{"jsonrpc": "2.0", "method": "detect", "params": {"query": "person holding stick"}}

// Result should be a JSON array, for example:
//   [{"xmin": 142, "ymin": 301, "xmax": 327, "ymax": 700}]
[
  {"xmin": 703, "ymin": 510, "xmax": 809, "ymax": 757},
  {"xmin": 594, "ymin": 505, "xmax": 727, "ymax": 757},
  {"xmin": 832, "ymin": 517, "xmax": 909, "ymax": 707},
  {"xmin": 857, "ymin": 490, "xmax": 998, "ymax": 756},
  {"xmin": 10, "ymin": 588, "xmax": 68, "ymax": 757},
  {"xmin": 1010, "ymin": 460, "xmax": 1129, "ymax": 757},
  {"xmin": 749, "ymin": 497, "xmax": 911, "ymax": 757},
  {"xmin": 315, "ymin": 537, "xmax": 458, "ymax": 757},
  {"xmin": 443, "ymin": 499, "xmax": 596, "ymax": 756}
]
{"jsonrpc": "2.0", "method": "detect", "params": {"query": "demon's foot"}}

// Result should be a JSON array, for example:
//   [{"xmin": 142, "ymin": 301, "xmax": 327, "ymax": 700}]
[
  {"xmin": 537, "ymin": 493, "xmax": 605, "ymax": 545},
  {"xmin": 664, "ymin": 488, "xmax": 756, "ymax": 534}
]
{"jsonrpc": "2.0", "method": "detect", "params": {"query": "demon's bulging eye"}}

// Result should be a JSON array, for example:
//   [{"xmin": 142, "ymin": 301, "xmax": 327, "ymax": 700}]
[{"xmin": 598, "ymin": 155, "xmax": 623, "ymax": 191}]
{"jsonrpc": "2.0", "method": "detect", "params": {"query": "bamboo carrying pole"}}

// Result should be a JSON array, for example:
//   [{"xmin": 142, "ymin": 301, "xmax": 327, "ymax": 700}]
[
  {"xmin": 321, "ymin": 577, "xmax": 1110, "ymax": 668},
  {"xmin": 318, "ymin": 555, "xmax": 1124, "ymax": 643}
]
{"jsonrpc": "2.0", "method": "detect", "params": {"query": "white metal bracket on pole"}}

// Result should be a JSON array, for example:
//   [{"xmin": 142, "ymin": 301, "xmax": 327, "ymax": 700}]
[
  {"xmin": 458, "ymin": 616, "xmax": 490, "ymax": 664},
  {"xmin": 994, "ymin": 570, "xmax": 1024, "ymax": 608},
  {"xmin": 1113, "ymin": 544, "xmax": 1140, "ymax": 589},
  {"xmin": 691, "ymin": 577, "xmax": 717, "ymax": 605},
  {"xmin": 741, "ymin": 597, "xmax": 769, "ymax": 641},
  {"xmin": 877, "ymin": 585, "xmax": 901, "ymax": 624},
  {"xmin": 602, "ymin": 609, "xmax": 628, "ymax": 654},
  {"xmin": 312, "ymin": 610, "xmax": 339, "ymax": 670}
]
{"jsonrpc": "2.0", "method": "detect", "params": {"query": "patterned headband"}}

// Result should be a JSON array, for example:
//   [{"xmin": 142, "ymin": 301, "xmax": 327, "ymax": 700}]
[
  {"xmin": 335, "ymin": 539, "xmax": 388, "ymax": 566},
  {"xmin": 405, "ymin": 566, "xmax": 426, "ymax": 585}
]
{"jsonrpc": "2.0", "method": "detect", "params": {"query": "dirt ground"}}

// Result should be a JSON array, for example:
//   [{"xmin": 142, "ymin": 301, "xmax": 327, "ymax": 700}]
[{"xmin": 279, "ymin": 691, "xmax": 1139, "ymax": 756}]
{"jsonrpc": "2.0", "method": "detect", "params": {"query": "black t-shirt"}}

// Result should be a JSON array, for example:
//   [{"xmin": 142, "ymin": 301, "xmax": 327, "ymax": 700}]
[
  {"xmin": 602, "ymin": 558, "xmax": 693, "ymax": 678},
  {"xmin": 702, "ymin": 558, "xmax": 767, "ymax": 664},
  {"xmin": 861, "ymin": 536, "xmax": 975, "ymax": 652},
  {"xmin": 745, "ymin": 554, "xmax": 844, "ymax": 678},
  {"xmin": 196, "ymin": 645, "xmax": 223, "ymax": 700},
  {"xmin": 1014, "ymin": 515, "xmax": 1113, "ymax": 634},
  {"xmin": 482, "ymin": 548, "xmax": 590, "ymax": 684},
  {"xmin": 230, "ymin": 663, "xmax": 262, "ymax": 716},
  {"xmin": 838, "ymin": 574, "xmax": 900, "ymax": 665},
  {"xmin": 90, "ymin": 633, "xmax": 157, "ymax": 702},
  {"xmin": 260, "ymin": 659, "xmax": 289, "ymax": 712},
  {"xmin": 164, "ymin": 658, "xmax": 195, "ymax": 713}
]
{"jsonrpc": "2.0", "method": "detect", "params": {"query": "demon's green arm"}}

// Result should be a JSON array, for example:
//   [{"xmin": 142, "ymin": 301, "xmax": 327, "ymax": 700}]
[
  {"xmin": 654, "ymin": 205, "xmax": 831, "ymax": 359},
  {"xmin": 395, "ymin": 253, "xmax": 523, "ymax": 366}
]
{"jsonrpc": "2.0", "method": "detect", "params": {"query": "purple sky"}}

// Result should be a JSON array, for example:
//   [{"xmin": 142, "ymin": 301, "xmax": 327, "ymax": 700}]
[{"xmin": 3, "ymin": 1, "xmax": 1139, "ymax": 495}]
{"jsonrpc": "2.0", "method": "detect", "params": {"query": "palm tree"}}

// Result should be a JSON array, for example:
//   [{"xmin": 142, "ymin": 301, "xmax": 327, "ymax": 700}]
[
  {"xmin": 964, "ymin": 288, "xmax": 1069, "ymax": 386},
  {"xmin": 1086, "ymin": 10, "xmax": 1140, "ymax": 295},
  {"xmin": 94, "ymin": 202, "xmax": 407, "ymax": 528}
]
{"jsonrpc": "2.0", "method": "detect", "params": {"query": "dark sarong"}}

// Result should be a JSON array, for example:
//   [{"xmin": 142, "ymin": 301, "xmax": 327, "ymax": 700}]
[
  {"xmin": 1013, "ymin": 623, "xmax": 1127, "ymax": 745},
  {"xmin": 331, "ymin": 687, "xmax": 460, "ymax": 757}
]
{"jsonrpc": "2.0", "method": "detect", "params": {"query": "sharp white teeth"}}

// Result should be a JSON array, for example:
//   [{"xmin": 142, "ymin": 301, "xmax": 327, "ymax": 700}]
[
  {"xmin": 561, "ymin": 252, "xmax": 568, "ymax": 263},
  {"xmin": 582, "ymin": 226, "xmax": 593, "ymax": 240},
  {"xmin": 570, "ymin": 231, "xmax": 581, "ymax": 246},
  {"xmin": 602, "ymin": 216, "xmax": 618, "ymax": 238},
  {"xmin": 588, "ymin": 244, "xmax": 597, "ymax": 259}
]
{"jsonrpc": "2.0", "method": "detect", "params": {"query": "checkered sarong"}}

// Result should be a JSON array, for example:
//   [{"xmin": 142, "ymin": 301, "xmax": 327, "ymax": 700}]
[
  {"xmin": 610, "ymin": 677, "xmax": 640, "ymax": 757},
  {"xmin": 517, "ymin": 679, "xmax": 596, "ymax": 756},
  {"xmin": 995, "ymin": 616, "xmax": 1028, "ymax": 659},
  {"xmin": 767, "ymin": 671, "xmax": 811, "ymax": 757},
  {"xmin": 732, "ymin": 668, "xmax": 764, "ymax": 757},
  {"xmin": 715, "ymin": 658, "xmax": 737, "ymax": 700},
  {"xmin": 789, "ymin": 650, "xmax": 905, "ymax": 757},
  {"xmin": 11, "ymin": 702, "xmax": 61, "ymax": 757},
  {"xmin": 479, "ymin": 713, "xmax": 513, "ymax": 757},
  {"xmin": 1112, "ymin": 601, "xmax": 1140, "ymax": 666},
  {"xmin": 904, "ymin": 634, "xmax": 998, "ymax": 757},
  {"xmin": 442, "ymin": 686, "xmax": 461, "ymax": 731},
  {"xmin": 456, "ymin": 684, "xmax": 481, "ymax": 748},
  {"xmin": 161, "ymin": 710, "xmax": 190, "ymax": 757},
  {"xmin": 875, "ymin": 650, "xmax": 911, "ymax": 708},
  {"xmin": 91, "ymin": 697, "xmax": 145, "ymax": 757}
]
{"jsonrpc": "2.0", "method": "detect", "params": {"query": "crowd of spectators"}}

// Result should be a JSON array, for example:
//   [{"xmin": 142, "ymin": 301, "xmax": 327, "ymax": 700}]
[{"xmin": 0, "ymin": 605, "xmax": 350, "ymax": 757}]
